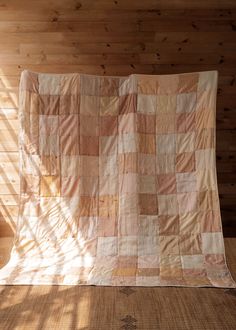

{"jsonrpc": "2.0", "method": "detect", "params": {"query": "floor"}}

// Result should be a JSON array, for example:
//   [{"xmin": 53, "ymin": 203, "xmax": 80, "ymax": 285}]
[{"xmin": 0, "ymin": 238, "xmax": 235, "ymax": 330}]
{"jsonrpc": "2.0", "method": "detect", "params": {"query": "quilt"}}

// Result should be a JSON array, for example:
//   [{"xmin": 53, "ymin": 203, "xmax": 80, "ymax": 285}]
[{"xmin": 0, "ymin": 69, "xmax": 235, "ymax": 287}]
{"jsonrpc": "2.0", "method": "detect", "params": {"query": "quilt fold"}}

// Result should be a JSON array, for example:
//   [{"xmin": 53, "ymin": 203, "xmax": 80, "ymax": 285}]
[{"xmin": 0, "ymin": 69, "xmax": 235, "ymax": 287}]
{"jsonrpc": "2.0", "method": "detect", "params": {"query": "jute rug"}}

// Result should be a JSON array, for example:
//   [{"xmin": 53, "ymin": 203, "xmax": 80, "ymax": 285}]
[{"xmin": 0, "ymin": 69, "xmax": 235, "ymax": 287}]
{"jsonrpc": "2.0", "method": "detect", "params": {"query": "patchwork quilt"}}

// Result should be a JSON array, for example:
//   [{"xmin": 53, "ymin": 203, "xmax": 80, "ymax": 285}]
[{"xmin": 0, "ymin": 69, "xmax": 235, "ymax": 287}]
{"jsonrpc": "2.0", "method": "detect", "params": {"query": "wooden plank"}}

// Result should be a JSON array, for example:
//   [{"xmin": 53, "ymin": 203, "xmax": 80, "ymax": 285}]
[
  {"xmin": 218, "ymin": 183, "xmax": 236, "ymax": 194},
  {"xmin": 0, "ymin": 119, "xmax": 18, "ymax": 130},
  {"xmin": 1, "ymin": 64, "xmax": 236, "ymax": 77},
  {"xmin": 0, "ymin": 221, "xmax": 14, "ymax": 237},
  {"xmin": 0, "ymin": 194, "xmax": 19, "ymax": 206},
  {"xmin": 0, "ymin": 9, "xmax": 236, "ymax": 22},
  {"xmin": 1, "ymin": 20, "xmax": 236, "ymax": 34},
  {"xmin": 0, "ymin": 21, "xmax": 139, "ymax": 33},
  {"xmin": 0, "ymin": 205, "xmax": 18, "ymax": 217},
  {"xmin": 0, "ymin": 109, "xmax": 18, "ymax": 119},
  {"xmin": 154, "ymin": 31, "xmax": 236, "ymax": 43},
  {"xmin": 0, "ymin": 31, "xmax": 155, "ymax": 43},
  {"xmin": 1, "ymin": 52, "xmax": 232, "ymax": 66},
  {"xmin": 140, "ymin": 20, "xmax": 236, "ymax": 32},
  {"xmin": 0, "ymin": 237, "xmax": 14, "ymax": 267},
  {"xmin": 1, "ymin": 0, "xmax": 236, "ymax": 10},
  {"xmin": 19, "ymin": 42, "xmax": 236, "ymax": 56}
]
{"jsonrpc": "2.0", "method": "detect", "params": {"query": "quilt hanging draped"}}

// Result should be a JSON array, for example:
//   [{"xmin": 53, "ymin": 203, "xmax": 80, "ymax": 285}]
[{"xmin": 0, "ymin": 69, "xmax": 235, "ymax": 287}]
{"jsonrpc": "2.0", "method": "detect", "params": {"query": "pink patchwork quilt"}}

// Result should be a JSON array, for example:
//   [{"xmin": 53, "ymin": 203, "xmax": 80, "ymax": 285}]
[{"xmin": 0, "ymin": 69, "xmax": 235, "ymax": 287}]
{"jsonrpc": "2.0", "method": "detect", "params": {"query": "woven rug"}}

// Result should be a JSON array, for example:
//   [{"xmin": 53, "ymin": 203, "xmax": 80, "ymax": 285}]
[{"xmin": 0, "ymin": 69, "xmax": 235, "ymax": 287}]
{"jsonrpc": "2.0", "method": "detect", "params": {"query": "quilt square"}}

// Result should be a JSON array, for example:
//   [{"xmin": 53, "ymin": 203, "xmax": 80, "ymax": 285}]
[
  {"xmin": 159, "ymin": 235, "xmax": 179, "ymax": 256},
  {"xmin": 79, "ymin": 155, "xmax": 99, "ymax": 177},
  {"xmin": 79, "ymin": 196, "xmax": 98, "ymax": 217},
  {"xmin": 137, "ymin": 75, "xmax": 157, "ymax": 94},
  {"xmin": 179, "ymin": 234, "xmax": 202, "ymax": 255},
  {"xmin": 176, "ymin": 132, "xmax": 195, "ymax": 153},
  {"xmin": 38, "ymin": 74, "xmax": 61, "ymax": 95},
  {"xmin": 139, "ymin": 154, "xmax": 156, "ymax": 175},
  {"xmin": 198, "ymin": 190, "xmax": 218, "ymax": 211},
  {"xmin": 195, "ymin": 128, "xmax": 215, "ymax": 150},
  {"xmin": 138, "ymin": 215, "xmax": 159, "ymax": 236},
  {"xmin": 119, "ymin": 94, "xmax": 137, "ymax": 115},
  {"xmin": 79, "ymin": 176, "xmax": 99, "ymax": 196},
  {"xmin": 176, "ymin": 92, "xmax": 197, "ymax": 113},
  {"xmin": 100, "ymin": 77, "xmax": 119, "ymax": 96},
  {"xmin": 100, "ymin": 155, "xmax": 118, "ymax": 176},
  {"xmin": 119, "ymin": 193, "xmax": 138, "ymax": 217},
  {"xmin": 97, "ymin": 237, "xmax": 118, "ymax": 256},
  {"xmin": 80, "ymin": 115, "xmax": 99, "ymax": 136},
  {"xmin": 157, "ymin": 174, "xmax": 177, "ymax": 194},
  {"xmin": 179, "ymin": 212, "xmax": 201, "ymax": 234},
  {"xmin": 159, "ymin": 215, "xmax": 179, "ymax": 236},
  {"xmin": 139, "ymin": 193, "xmax": 158, "ymax": 215},
  {"xmin": 195, "ymin": 149, "xmax": 215, "ymax": 170},
  {"xmin": 21, "ymin": 174, "xmax": 40, "ymax": 195},
  {"xmin": 156, "ymin": 113, "xmax": 176, "ymax": 134},
  {"xmin": 158, "ymin": 194, "xmax": 178, "ymax": 216},
  {"xmin": 80, "ymin": 136, "xmax": 99, "ymax": 156},
  {"xmin": 139, "ymin": 175, "xmax": 156, "ymax": 194},
  {"xmin": 202, "ymin": 232, "xmax": 224, "ymax": 254},
  {"xmin": 41, "ymin": 155, "xmax": 60, "ymax": 176},
  {"xmin": 61, "ymin": 176, "xmax": 80, "ymax": 197},
  {"xmin": 157, "ymin": 75, "xmax": 179, "ymax": 95},
  {"xmin": 176, "ymin": 112, "xmax": 196, "ymax": 133},
  {"xmin": 39, "ymin": 95, "xmax": 59, "ymax": 115},
  {"xmin": 60, "ymin": 74, "xmax": 80, "ymax": 95},
  {"xmin": 100, "ymin": 116, "xmax": 118, "ymax": 136},
  {"xmin": 156, "ymin": 154, "xmax": 175, "ymax": 174},
  {"xmin": 138, "ymin": 236, "xmax": 159, "ymax": 256},
  {"xmin": 98, "ymin": 217, "xmax": 117, "ymax": 237},
  {"xmin": 80, "ymin": 74, "xmax": 100, "ymax": 95},
  {"xmin": 137, "ymin": 114, "xmax": 155, "ymax": 134},
  {"xmin": 119, "ymin": 153, "xmax": 138, "ymax": 174},
  {"xmin": 99, "ymin": 195, "xmax": 118, "ymax": 218},
  {"xmin": 176, "ymin": 172, "xmax": 197, "ymax": 193},
  {"xmin": 156, "ymin": 134, "xmax": 175, "ymax": 154},
  {"xmin": 119, "ymin": 75, "xmax": 137, "ymax": 95},
  {"xmin": 100, "ymin": 135, "xmax": 118, "ymax": 155},
  {"xmin": 118, "ymin": 133, "xmax": 137, "ymax": 154},
  {"xmin": 119, "ymin": 213, "xmax": 139, "ymax": 236},
  {"xmin": 99, "ymin": 175, "xmax": 118, "ymax": 195},
  {"xmin": 60, "ymin": 95, "xmax": 80, "ymax": 114},
  {"xmin": 119, "ymin": 236, "xmax": 138, "ymax": 256},
  {"xmin": 176, "ymin": 152, "xmax": 195, "ymax": 173},
  {"xmin": 119, "ymin": 113, "xmax": 136, "ymax": 134},
  {"xmin": 156, "ymin": 95, "xmax": 176, "ymax": 113},
  {"xmin": 137, "ymin": 94, "xmax": 156, "ymax": 114},
  {"xmin": 178, "ymin": 73, "xmax": 199, "ymax": 94},
  {"xmin": 139, "ymin": 134, "xmax": 156, "ymax": 154},
  {"xmin": 119, "ymin": 173, "xmax": 138, "ymax": 194},
  {"xmin": 177, "ymin": 192, "xmax": 198, "ymax": 214},
  {"xmin": 100, "ymin": 96, "xmax": 119, "ymax": 116},
  {"xmin": 200, "ymin": 210, "xmax": 221, "ymax": 233},
  {"xmin": 80, "ymin": 95, "xmax": 99, "ymax": 116},
  {"xmin": 40, "ymin": 175, "xmax": 60, "ymax": 197}
]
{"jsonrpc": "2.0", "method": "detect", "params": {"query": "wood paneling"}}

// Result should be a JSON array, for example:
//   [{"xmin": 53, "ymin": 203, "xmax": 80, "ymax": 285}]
[{"xmin": 0, "ymin": 0, "xmax": 236, "ymax": 237}]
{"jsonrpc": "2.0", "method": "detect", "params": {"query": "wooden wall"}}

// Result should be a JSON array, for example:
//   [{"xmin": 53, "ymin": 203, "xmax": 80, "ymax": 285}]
[{"xmin": 0, "ymin": 0, "xmax": 236, "ymax": 241}]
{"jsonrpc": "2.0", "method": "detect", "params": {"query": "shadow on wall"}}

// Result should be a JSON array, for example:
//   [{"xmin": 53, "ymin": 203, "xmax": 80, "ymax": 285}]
[
  {"xmin": 0, "ymin": 70, "xmax": 96, "ymax": 290},
  {"xmin": 0, "ymin": 73, "xmax": 19, "ymax": 269}
]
